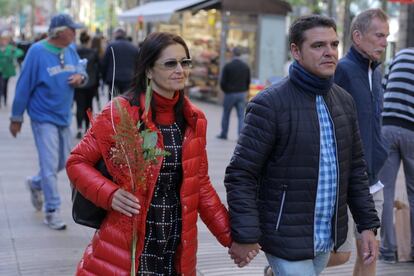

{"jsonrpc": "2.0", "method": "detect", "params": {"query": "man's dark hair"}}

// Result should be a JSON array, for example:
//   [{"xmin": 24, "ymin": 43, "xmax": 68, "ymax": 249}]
[
  {"xmin": 289, "ymin": 15, "xmax": 337, "ymax": 48},
  {"xmin": 113, "ymin": 27, "xmax": 126, "ymax": 39},
  {"xmin": 232, "ymin": 46, "xmax": 242, "ymax": 57}
]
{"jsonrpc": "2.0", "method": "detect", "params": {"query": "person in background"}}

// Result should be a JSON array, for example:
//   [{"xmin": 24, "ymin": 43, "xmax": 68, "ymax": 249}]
[
  {"xmin": 225, "ymin": 15, "xmax": 380, "ymax": 276},
  {"xmin": 101, "ymin": 27, "xmax": 139, "ymax": 99},
  {"xmin": 74, "ymin": 31, "xmax": 100, "ymax": 138},
  {"xmin": 91, "ymin": 34, "xmax": 106, "ymax": 109},
  {"xmin": 16, "ymin": 34, "xmax": 31, "ymax": 67},
  {"xmin": 332, "ymin": 9, "xmax": 389, "ymax": 276},
  {"xmin": 217, "ymin": 46, "xmax": 251, "ymax": 140},
  {"xmin": 0, "ymin": 31, "xmax": 23, "ymax": 107},
  {"xmin": 91, "ymin": 35, "xmax": 104, "ymax": 57},
  {"xmin": 66, "ymin": 32, "xmax": 258, "ymax": 275},
  {"xmin": 379, "ymin": 47, "xmax": 414, "ymax": 263},
  {"xmin": 9, "ymin": 13, "xmax": 87, "ymax": 230}
]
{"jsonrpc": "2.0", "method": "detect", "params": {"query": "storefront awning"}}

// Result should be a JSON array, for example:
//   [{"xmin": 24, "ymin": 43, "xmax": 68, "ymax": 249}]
[
  {"xmin": 118, "ymin": 0, "xmax": 207, "ymax": 23},
  {"xmin": 176, "ymin": 0, "xmax": 221, "ymax": 12},
  {"xmin": 177, "ymin": 0, "xmax": 291, "ymax": 15}
]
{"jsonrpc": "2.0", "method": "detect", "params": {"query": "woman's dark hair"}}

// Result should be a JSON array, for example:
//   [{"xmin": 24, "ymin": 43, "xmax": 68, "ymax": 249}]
[
  {"xmin": 79, "ymin": 31, "xmax": 90, "ymax": 45},
  {"xmin": 91, "ymin": 35, "xmax": 104, "ymax": 58},
  {"xmin": 130, "ymin": 32, "xmax": 191, "ymax": 131},
  {"xmin": 289, "ymin": 15, "xmax": 337, "ymax": 49}
]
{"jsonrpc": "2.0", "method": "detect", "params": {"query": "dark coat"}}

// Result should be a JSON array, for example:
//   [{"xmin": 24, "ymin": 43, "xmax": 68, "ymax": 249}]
[
  {"xmin": 334, "ymin": 46, "xmax": 388, "ymax": 185},
  {"xmin": 225, "ymin": 77, "xmax": 380, "ymax": 261},
  {"xmin": 220, "ymin": 58, "xmax": 251, "ymax": 93},
  {"xmin": 102, "ymin": 38, "xmax": 139, "ymax": 84}
]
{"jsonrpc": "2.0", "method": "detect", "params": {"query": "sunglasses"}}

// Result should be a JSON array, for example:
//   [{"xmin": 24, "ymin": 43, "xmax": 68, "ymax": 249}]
[
  {"xmin": 59, "ymin": 51, "xmax": 65, "ymax": 69},
  {"xmin": 155, "ymin": 58, "xmax": 192, "ymax": 70}
]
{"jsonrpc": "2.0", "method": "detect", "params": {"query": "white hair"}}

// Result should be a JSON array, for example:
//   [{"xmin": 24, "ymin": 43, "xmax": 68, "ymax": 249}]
[{"xmin": 48, "ymin": 26, "xmax": 68, "ymax": 38}]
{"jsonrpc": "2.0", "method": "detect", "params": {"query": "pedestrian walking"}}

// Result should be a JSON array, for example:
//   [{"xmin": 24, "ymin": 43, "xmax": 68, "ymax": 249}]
[
  {"xmin": 74, "ymin": 31, "xmax": 100, "ymax": 138},
  {"xmin": 9, "ymin": 13, "xmax": 87, "ymax": 230},
  {"xmin": 66, "ymin": 32, "xmax": 254, "ymax": 275},
  {"xmin": 217, "ymin": 46, "xmax": 250, "ymax": 140},
  {"xmin": 331, "ymin": 9, "xmax": 389, "ymax": 276},
  {"xmin": 91, "ymin": 34, "xmax": 105, "ymax": 109},
  {"xmin": 0, "ymin": 30, "xmax": 23, "ymax": 107},
  {"xmin": 101, "ymin": 27, "xmax": 139, "ymax": 99},
  {"xmin": 225, "ymin": 15, "xmax": 380, "ymax": 276},
  {"xmin": 379, "ymin": 47, "xmax": 414, "ymax": 263}
]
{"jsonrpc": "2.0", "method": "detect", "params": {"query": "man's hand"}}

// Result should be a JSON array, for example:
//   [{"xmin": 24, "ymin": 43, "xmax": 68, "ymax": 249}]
[
  {"xmin": 68, "ymin": 73, "xmax": 84, "ymax": 87},
  {"xmin": 360, "ymin": 229, "xmax": 378, "ymax": 265},
  {"xmin": 228, "ymin": 242, "xmax": 261, "ymax": 267},
  {"xmin": 9, "ymin": 121, "xmax": 22, "ymax": 137},
  {"xmin": 111, "ymin": 189, "xmax": 140, "ymax": 217}
]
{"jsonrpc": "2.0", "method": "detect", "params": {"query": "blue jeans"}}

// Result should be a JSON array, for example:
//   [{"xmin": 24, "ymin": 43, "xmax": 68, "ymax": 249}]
[
  {"xmin": 380, "ymin": 125, "xmax": 414, "ymax": 257},
  {"xmin": 219, "ymin": 92, "xmax": 247, "ymax": 138},
  {"xmin": 30, "ymin": 121, "xmax": 72, "ymax": 211},
  {"xmin": 265, "ymin": 251, "xmax": 330, "ymax": 276}
]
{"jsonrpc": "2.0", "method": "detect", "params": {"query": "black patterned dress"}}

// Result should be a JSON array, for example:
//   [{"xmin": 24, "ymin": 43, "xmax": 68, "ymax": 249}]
[{"xmin": 138, "ymin": 122, "xmax": 183, "ymax": 276}]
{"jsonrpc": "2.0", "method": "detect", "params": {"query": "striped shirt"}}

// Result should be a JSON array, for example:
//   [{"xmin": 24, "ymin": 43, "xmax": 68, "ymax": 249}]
[
  {"xmin": 382, "ymin": 48, "xmax": 414, "ymax": 130},
  {"xmin": 314, "ymin": 95, "xmax": 338, "ymax": 252}
]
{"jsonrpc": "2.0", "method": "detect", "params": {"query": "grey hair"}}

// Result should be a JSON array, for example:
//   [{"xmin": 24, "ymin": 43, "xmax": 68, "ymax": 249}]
[
  {"xmin": 350, "ymin": 8, "xmax": 388, "ymax": 42},
  {"xmin": 48, "ymin": 26, "xmax": 68, "ymax": 38}
]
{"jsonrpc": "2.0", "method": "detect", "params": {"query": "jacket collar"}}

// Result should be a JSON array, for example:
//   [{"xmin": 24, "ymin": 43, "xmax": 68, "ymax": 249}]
[{"xmin": 347, "ymin": 46, "xmax": 381, "ymax": 71}]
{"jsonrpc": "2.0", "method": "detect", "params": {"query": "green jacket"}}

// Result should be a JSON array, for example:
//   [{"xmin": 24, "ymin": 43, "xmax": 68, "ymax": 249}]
[{"xmin": 0, "ymin": 45, "xmax": 23, "ymax": 78}]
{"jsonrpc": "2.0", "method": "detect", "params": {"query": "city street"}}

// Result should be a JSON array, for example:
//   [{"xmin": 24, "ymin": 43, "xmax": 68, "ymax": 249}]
[{"xmin": 0, "ymin": 78, "xmax": 413, "ymax": 275}]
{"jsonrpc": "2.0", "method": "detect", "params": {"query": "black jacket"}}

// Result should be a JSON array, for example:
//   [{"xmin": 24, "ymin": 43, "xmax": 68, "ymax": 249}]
[
  {"xmin": 225, "ymin": 77, "xmax": 380, "ymax": 260},
  {"xmin": 77, "ymin": 46, "xmax": 100, "ymax": 89},
  {"xmin": 102, "ymin": 38, "xmax": 139, "ymax": 84},
  {"xmin": 220, "ymin": 58, "xmax": 250, "ymax": 93}
]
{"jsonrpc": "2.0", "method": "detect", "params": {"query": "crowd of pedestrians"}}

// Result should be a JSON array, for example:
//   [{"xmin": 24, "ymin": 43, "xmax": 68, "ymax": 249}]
[{"xmin": 4, "ymin": 8, "xmax": 414, "ymax": 276}]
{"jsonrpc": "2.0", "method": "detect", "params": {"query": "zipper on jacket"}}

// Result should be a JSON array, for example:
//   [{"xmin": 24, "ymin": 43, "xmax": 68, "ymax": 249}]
[{"xmin": 275, "ymin": 184, "xmax": 287, "ymax": 231}]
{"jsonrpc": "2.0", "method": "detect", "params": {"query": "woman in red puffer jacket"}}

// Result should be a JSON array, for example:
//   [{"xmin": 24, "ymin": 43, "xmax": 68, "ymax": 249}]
[{"xmin": 66, "ymin": 32, "xmax": 232, "ymax": 276}]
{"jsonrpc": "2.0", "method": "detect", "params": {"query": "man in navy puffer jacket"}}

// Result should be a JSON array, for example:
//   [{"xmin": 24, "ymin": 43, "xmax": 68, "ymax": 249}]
[
  {"xmin": 332, "ymin": 9, "xmax": 389, "ymax": 276},
  {"xmin": 225, "ymin": 15, "xmax": 380, "ymax": 276}
]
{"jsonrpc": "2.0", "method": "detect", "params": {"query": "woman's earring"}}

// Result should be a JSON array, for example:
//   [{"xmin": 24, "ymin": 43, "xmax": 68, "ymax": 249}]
[{"xmin": 144, "ymin": 78, "xmax": 152, "ymax": 117}]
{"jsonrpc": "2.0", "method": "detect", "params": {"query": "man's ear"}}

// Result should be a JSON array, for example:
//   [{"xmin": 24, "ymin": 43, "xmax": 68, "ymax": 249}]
[
  {"xmin": 290, "ymin": 43, "xmax": 301, "ymax": 61},
  {"xmin": 352, "ymin": 30, "xmax": 361, "ymax": 46}
]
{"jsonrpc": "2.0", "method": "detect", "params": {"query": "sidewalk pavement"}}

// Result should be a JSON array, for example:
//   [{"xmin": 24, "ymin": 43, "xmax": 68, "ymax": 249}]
[{"xmin": 0, "ymin": 77, "xmax": 413, "ymax": 275}]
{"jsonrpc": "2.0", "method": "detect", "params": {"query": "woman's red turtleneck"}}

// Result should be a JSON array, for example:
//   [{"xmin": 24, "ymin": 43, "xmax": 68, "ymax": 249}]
[{"xmin": 152, "ymin": 91, "xmax": 179, "ymax": 125}]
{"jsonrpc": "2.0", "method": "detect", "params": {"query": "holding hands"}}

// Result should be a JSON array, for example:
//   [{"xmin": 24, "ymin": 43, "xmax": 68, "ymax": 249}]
[{"xmin": 229, "ymin": 242, "xmax": 261, "ymax": 267}]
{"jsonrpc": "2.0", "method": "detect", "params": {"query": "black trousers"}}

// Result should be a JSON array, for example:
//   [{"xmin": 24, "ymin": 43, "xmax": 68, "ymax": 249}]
[
  {"xmin": 0, "ymin": 77, "xmax": 9, "ymax": 106},
  {"xmin": 74, "ymin": 87, "xmax": 97, "ymax": 130}
]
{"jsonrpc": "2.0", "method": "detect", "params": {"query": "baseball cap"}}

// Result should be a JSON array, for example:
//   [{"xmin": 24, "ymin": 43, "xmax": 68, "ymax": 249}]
[{"xmin": 49, "ymin": 13, "xmax": 84, "ymax": 32}]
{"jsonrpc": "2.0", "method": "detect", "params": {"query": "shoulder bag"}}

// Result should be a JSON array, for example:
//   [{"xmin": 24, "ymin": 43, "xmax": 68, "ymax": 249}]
[{"xmin": 71, "ymin": 159, "xmax": 110, "ymax": 229}]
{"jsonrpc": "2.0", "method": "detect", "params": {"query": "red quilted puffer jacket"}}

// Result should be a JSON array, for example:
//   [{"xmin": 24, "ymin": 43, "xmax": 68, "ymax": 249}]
[{"xmin": 66, "ymin": 96, "xmax": 232, "ymax": 276}]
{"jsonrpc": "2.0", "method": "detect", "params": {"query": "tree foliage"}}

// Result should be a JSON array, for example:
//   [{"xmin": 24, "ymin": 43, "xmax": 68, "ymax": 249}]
[{"xmin": 0, "ymin": 0, "xmax": 31, "ymax": 17}]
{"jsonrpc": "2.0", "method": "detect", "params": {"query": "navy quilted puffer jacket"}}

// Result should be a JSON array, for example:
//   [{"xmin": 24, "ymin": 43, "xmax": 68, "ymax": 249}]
[{"xmin": 225, "ymin": 75, "xmax": 380, "ymax": 261}]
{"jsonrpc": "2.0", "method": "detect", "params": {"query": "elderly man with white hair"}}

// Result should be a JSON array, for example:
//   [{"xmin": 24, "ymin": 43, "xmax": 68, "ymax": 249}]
[{"xmin": 9, "ymin": 13, "xmax": 87, "ymax": 230}]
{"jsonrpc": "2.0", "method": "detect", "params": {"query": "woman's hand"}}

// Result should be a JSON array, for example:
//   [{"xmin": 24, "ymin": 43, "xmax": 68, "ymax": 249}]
[
  {"xmin": 228, "ymin": 242, "xmax": 261, "ymax": 267},
  {"xmin": 111, "ymin": 189, "xmax": 141, "ymax": 217}
]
